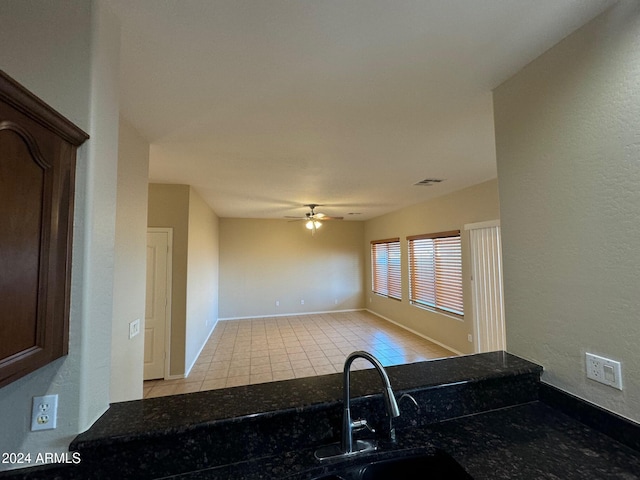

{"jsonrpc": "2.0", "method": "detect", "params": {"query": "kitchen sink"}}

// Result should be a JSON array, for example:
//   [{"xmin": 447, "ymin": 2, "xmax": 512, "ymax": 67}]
[
  {"xmin": 311, "ymin": 450, "xmax": 473, "ymax": 480},
  {"xmin": 359, "ymin": 450, "xmax": 472, "ymax": 479}
]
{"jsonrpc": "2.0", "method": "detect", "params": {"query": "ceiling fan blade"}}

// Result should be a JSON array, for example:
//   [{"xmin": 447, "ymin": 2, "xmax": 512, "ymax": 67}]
[
  {"xmin": 286, "ymin": 204, "xmax": 343, "ymax": 227},
  {"xmin": 314, "ymin": 212, "xmax": 344, "ymax": 220}
]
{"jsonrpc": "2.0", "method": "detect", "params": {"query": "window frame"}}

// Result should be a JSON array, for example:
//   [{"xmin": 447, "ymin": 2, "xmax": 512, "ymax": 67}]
[
  {"xmin": 370, "ymin": 238, "xmax": 402, "ymax": 301},
  {"xmin": 407, "ymin": 230, "xmax": 464, "ymax": 318}
]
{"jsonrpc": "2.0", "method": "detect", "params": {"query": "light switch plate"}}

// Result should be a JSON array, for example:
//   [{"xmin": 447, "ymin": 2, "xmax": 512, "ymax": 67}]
[{"xmin": 129, "ymin": 319, "xmax": 140, "ymax": 339}]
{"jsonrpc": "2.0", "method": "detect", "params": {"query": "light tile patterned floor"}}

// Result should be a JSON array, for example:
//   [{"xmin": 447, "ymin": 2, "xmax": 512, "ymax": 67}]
[{"xmin": 143, "ymin": 310, "xmax": 456, "ymax": 399}]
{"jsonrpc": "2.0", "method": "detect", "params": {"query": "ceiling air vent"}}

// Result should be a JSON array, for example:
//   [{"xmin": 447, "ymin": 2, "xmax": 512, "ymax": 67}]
[{"xmin": 414, "ymin": 178, "xmax": 444, "ymax": 186}]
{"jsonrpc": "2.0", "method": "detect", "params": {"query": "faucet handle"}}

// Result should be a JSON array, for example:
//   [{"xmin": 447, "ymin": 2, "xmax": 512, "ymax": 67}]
[{"xmin": 351, "ymin": 418, "xmax": 376, "ymax": 434}]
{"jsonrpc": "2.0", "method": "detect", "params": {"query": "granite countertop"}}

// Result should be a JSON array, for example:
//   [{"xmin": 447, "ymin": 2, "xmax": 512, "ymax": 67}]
[
  {"xmin": 425, "ymin": 401, "xmax": 640, "ymax": 479},
  {"xmin": 163, "ymin": 401, "xmax": 640, "ymax": 479},
  {"xmin": 73, "ymin": 351, "xmax": 539, "ymax": 449},
  {"xmin": 3, "ymin": 352, "xmax": 639, "ymax": 479}
]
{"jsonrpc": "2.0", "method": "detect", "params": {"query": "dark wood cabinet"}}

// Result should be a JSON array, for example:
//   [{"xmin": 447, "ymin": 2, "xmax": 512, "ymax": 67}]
[{"xmin": 0, "ymin": 71, "xmax": 88, "ymax": 388}]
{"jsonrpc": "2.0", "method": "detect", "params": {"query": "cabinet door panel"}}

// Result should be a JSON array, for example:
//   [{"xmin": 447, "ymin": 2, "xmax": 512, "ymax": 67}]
[
  {"xmin": 0, "ymin": 130, "xmax": 45, "ymax": 359},
  {"xmin": 0, "ymin": 71, "xmax": 88, "ymax": 387}
]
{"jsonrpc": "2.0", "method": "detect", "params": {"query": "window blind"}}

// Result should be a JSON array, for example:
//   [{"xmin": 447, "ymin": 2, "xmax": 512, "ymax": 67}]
[
  {"xmin": 371, "ymin": 238, "xmax": 401, "ymax": 300},
  {"xmin": 408, "ymin": 230, "xmax": 463, "ymax": 316}
]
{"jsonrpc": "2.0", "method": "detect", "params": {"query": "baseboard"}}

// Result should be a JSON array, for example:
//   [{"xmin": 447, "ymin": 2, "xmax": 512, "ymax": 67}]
[
  {"xmin": 539, "ymin": 382, "xmax": 640, "ymax": 452},
  {"xmin": 182, "ymin": 319, "xmax": 218, "ymax": 378},
  {"xmin": 365, "ymin": 309, "xmax": 464, "ymax": 356},
  {"xmin": 218, "ymin": 308, "xmax": 364, "ymax": 321}
]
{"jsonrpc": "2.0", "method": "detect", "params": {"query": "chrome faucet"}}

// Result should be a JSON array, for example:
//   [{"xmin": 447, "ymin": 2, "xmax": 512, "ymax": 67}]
[{"xmin": 316, "ymin": 351, "xmax": 400, "ymax": 459}]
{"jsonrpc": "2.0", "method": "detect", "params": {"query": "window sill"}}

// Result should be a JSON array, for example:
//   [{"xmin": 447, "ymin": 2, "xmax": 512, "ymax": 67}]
[
  {"xmin": 410, "ymin": 302, "xmax": 464, "ymax": 322},
  {"xmin": 372, "ymin": 292, "xmax": 402, "ymax": 302}
]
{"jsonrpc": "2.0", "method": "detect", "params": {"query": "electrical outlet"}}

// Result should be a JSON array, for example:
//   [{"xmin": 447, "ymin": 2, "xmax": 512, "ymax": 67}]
[
  {"xmin": 31, "ymin": 394, "xmax": 58, "ymax": 431},
  {"xmin": 300, "ymin": 299, "xmax": 304, "ymax": 305},
  {"xmin": 129, "ymin": 319, "xmax": 140, "ymax": 339},
  {"xmin": 275, "ymin": 300, "xmax": 279, "ymax": 307},
  {"xmin": 586, "ymin": 353, "xmax": 623, "ymax": 390},
  {"xmin": 467, "ymin": 334, "xmax": 473, "ymax": 343}
]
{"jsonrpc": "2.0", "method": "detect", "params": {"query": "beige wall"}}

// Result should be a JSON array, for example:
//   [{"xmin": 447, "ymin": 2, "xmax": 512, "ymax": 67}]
[
  {"xmin": 0, "ymin": 0, "xmax": 120, "ymax": 469},
  {"xmin": 495, "ymin": 1, "xmax": 640, "ymax": 422},
  {"xmin": 364, "ymin": 179, "xmax": 501, "ymax": 354},
  {"xmin": 219, "ymin": 219, "xmax": 364, "ymax": 318},
  {"xmin": 185, "ymin": 188, "xmax": 219, "ymax": 372},
  {"xmin": 148, "ymin": 184, "xmax": 219, "ymax": 376},
  {"xmin": 148, "ymin": 184, "xmax": 190, "ymax": 376},
  {"xmin": 110, "ymin": 118, "xmax": 150, "ymax": 402}
]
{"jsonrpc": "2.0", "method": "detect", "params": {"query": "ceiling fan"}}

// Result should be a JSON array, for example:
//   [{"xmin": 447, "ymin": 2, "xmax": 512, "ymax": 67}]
[{"xmin": 285, "ymin": 204, "xmax": 343, "ymax": 233}]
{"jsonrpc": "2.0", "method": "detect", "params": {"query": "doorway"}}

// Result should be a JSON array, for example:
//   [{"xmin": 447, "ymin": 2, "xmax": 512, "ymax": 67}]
[{"xmin": 144, "ymin": 228, "xmax": 172, "ymax": 380}]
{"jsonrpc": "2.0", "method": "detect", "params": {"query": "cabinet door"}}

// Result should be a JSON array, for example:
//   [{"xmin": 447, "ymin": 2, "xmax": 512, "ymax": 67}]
[{"xmin": 0, "ymin": 71, "xmax": 88, "ymax": 388}]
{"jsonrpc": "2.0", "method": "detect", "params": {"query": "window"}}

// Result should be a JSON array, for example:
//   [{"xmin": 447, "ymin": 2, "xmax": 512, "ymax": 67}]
[
  {"xmin": 408, "ymin": 230, "xmax": 463, "ymax": 317},
  {"xmin": 371, "ymin": 238, "xmax": 401, "ymax": 300}
]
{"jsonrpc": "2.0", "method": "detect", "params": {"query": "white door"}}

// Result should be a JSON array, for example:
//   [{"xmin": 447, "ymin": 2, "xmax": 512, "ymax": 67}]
[
  {"xmin": 465, "ymin": 220, "xmax": 506, "ymax": 353},
  {"xmin": 144, "ymin": 229, "xmax": 172, "ymax": 380}
]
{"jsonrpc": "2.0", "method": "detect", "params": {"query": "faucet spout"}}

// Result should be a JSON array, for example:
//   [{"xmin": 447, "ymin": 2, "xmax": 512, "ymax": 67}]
[{"xmin": 341, "ymin": 351, "xmax": 400, "ymax": 454}]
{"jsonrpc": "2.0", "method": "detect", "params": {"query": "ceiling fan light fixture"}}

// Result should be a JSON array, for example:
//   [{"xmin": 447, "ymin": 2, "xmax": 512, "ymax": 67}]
[{"xmin": 306, "ymin": 220, "xmax": 322, "ymax": 230}]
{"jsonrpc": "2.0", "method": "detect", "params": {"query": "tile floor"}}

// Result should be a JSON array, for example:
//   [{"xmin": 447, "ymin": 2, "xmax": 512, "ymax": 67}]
[{"xmin": 143, "ymin": 310, "xmax": 456, "ymax": 399}]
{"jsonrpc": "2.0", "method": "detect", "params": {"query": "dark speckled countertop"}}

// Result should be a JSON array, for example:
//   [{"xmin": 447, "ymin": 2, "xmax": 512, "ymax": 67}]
[
  {"xmin": 166, "ymin": 401, "xmax": 640, "ymax": 480},
  {"xmin": 2, "ymin": 352, "xmax": 639, "ymax": 479},
  {"xmin": 426, "ymin": 402, "xmax": 640, "ymax": 479},
  {"xmin": 72, "ymin": 351, "xmax": 538, "ymax": 449}
]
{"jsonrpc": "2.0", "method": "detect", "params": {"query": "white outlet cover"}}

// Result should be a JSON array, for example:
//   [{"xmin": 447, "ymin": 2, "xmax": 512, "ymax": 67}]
[
  {"xmin": 31, "ymin": 394, "xmax": 58, "ymax": 431},
  {"xmin": 585, "ymin": 352, "xmax": 623, "ymax": 390}
]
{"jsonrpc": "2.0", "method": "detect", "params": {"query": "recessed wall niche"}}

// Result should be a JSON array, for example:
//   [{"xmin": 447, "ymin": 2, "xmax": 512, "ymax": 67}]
[{"xmin": 0, "ymin": 71, "xmax": 88, "ymax": 388}]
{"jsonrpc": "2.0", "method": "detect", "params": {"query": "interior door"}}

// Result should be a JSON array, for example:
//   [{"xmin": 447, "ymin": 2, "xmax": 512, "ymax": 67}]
[{"xmin": 144, "ymin": 229, "xmax": 171, "ymax": 380}]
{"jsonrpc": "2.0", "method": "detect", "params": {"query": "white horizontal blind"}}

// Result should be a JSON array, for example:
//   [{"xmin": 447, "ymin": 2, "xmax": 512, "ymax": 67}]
[
  {"xmin": 371, "ymin": 238, "xmax": 401, "ymax": 300},
  {"xmin": 408, "ymin": 231, "xmax": 463, "ymax": 316}
]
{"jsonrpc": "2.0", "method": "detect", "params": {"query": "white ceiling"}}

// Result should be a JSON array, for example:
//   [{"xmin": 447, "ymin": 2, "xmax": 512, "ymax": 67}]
[{"xmin": 108, "ymin": 0, "xmax": 615, "ymax": 220}]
